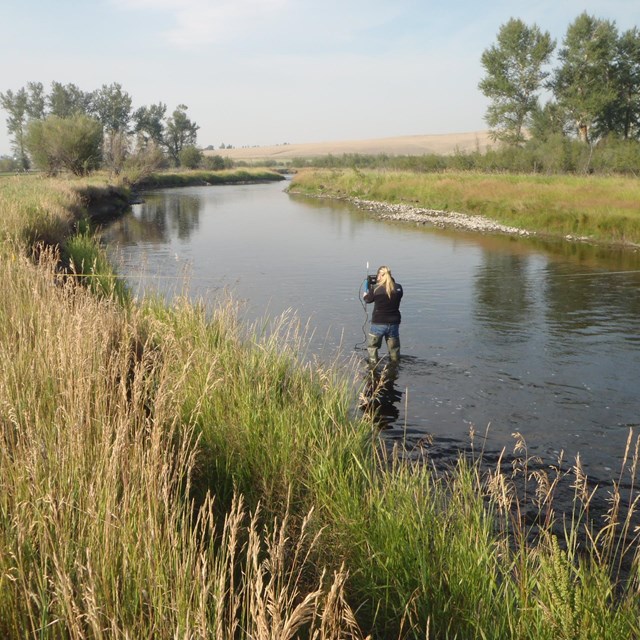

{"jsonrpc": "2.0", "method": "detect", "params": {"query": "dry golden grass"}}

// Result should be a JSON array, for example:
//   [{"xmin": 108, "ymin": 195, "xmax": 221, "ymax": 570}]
[
  {"xmin": 0, "ymin": 249, "xmax": 367, "ymax": 638},
  {"xmin": 209, "ymin": 131, "xmax": 494, "ymax": 161}
]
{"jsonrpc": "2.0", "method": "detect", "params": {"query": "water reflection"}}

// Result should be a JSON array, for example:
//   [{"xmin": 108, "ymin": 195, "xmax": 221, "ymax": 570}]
[
  {"xmin": 474, "ymin": 253, "xmax": 534, "ymax": 333},
  {"xmin": 359, "ymin": 362, "xmax": 403, "ymax": 428},
  {"xmin": 160, "ymin": 194, "xmax": 201, "ymax": 240},
  {"xmin": 106, "ymin": 191, "xmax": 203, "ymax": 244}
]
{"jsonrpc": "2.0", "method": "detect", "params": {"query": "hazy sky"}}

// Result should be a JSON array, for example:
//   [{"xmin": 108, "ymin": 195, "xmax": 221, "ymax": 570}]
[{"xmin": 1, "ymin": 0, "xmax": 639, "ymax": 155}]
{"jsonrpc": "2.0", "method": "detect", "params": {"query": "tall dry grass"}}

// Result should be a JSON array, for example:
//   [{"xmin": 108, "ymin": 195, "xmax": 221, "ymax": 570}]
[
  {"xmin": 0, "ymin": 175, "xmax": 81, "ymax": 250},
  {"xmin": 0, "ymin": 250, "xmax": 366, "ymax": 638}
]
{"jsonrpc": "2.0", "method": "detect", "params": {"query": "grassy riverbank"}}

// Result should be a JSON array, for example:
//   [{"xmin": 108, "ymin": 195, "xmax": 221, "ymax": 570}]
[
  {"xmin": 1, "ymin": 174, "xmax": 640, "ymax": 638},
  {"xmin": 132, "ymin": 167, "xmax": 286, "ymax": 189},
  {"xmin": 290, "ymin": 169, "xmax": 640, "ymax": 245}
]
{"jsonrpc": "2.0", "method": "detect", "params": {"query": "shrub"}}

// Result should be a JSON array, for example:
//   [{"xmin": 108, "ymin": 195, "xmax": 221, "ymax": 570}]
[
  {"xmin": 201, "ymin": 153, "xmax": 226, "ymax": 170},
  {"xmin": 25, "ymin": 114, "xmax": 103, "ymax": 176},
  {"xmin": 121, "ymin": 142, "xmax": 168, "ymax": 185},
  {"xmin": 178, "ymin": 144, "xmax": 203, "ymax": 169},
  {"xmin": 591, "ymin": 136, "xmax": 640, "ymax": 175}
]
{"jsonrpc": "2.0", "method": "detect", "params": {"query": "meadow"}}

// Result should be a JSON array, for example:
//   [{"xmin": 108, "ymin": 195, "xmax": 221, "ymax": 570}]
[
  {"xmin": 1, "ymin": 172, "xmax": 639, "ymax": 638},
  {"xmin": 289, "ymin": 169, "xmax": 640, "ymax": 246}
]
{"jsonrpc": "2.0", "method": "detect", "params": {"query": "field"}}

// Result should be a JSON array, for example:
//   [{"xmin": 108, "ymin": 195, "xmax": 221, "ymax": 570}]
[
  {"xmin": 208, "ymin": 130, "xmax": 495, "ymax": 161},
  {"xmin": 289, "ymin": 168, "xmax": 640, "ymax": 245}
]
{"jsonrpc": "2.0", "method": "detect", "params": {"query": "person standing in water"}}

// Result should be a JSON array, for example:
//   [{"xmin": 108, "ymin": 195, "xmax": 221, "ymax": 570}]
[{"xmin": 363, "ymin": 265, "xmax": 403, "ymax": 364}]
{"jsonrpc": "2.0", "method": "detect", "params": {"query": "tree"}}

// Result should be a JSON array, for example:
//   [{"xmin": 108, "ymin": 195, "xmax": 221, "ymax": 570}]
[
  {"xmin": 47, "ymin": 82, "xmax": 93, "ymax": 118},
  {"xmin": 132, "ymin": 102, "xmax": 167, "ymax": 147},
  {"xmin": 528, "ymin": 100, "xmax": 569, "ymax": 141},
  {"xmin": 26, "ymin": 81, "xmax": 46, "ymax": 120},
  {"xmin": 92, "ymin": 83, "xmax": 133, "ymax": 175},
  {"xmin": 610, "ymin": 27, "xmax": 640, "ymax": 139},
  {"xmin": 0, "ymin": 88, "xmax": 30, "ymax": 169},
  {"xmin": 0, "ymin": 155, "xmax": 20, "ymax": 172},
  {"xmin": 122, "ymin": 142, "xmax": 167, "ymax": 184},
  {"xmin": 203, "ymin": 154, "xmax": 226, "ymax": 170},
  {"xmin": 0, "ymin": 82, "xmax": 48, "ymax": 168},
  {"xmin": 550, "ymin": 13, "xmax": 619, "ymax": 143},
  {"xmin": 103, "ymin": 130, "xmax": 130, "ymax": 177},
  {"xmin": 165, "ymin": 104, "xmax": 199, "ymax": 166},
  {"xmin": 25, "ymin": 114, "xmax": 103, "ymax": 176},
  {"xmin": 479, "ymin": 18, "xmax": 555, "ymax": 145},
  {"xmin": 92, "ymin": 82, "xmax": 132, "ymax": 134}
]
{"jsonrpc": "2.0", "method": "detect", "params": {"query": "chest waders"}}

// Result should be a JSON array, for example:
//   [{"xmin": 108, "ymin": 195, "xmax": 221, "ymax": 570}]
[{"xmin": 368, "ymin": 333, "xmax": 400, "ymax": 364}]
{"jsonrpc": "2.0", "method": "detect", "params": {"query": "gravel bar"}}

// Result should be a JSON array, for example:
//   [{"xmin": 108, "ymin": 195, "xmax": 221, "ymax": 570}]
[{"xmin": 348, "ymin": 197, "xmax": 531, "ymax": 236}]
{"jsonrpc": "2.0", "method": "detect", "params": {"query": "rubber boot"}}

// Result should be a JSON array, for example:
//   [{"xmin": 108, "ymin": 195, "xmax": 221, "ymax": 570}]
[
  {"xmin": 387, "ymin": 337, "xmax": 400, "ymax": 362},
  {"xmin": 367, "ymin": 333, "xmax": 382, "ymax": 364}
]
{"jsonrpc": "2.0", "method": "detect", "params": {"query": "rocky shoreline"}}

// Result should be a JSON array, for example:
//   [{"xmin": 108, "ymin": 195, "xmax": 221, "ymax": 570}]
[
  {"xmin": 347, "ymin": 196, "xmax": 532, "ymax": 236},
  {"xmin": 289, "ymin": 189, "xmax": 533, "ymax": 237}
]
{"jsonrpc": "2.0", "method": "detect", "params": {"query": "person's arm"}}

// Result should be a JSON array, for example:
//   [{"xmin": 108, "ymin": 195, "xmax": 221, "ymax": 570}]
[
  {"xmin": 363, "ymin": 275, "xmax": 376, "ymax": 303},
  {"xmin": 363, "ymin": 282, "xmax": 374, "ymax": 303}
]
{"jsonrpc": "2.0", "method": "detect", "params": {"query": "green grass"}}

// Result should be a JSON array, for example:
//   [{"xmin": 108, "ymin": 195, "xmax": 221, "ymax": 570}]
[
  {"xmin": 1, "ymin": 173, "xmax": 640, "ymax": 638},
  {"xmin": 134, "ymin": 167, "xmax": 286, "ymax": 188},
  {"xmin": 64, "ymin": 232, "xmax": 130, "ymax": 303},
  {"xmin": 290, "ymin": 168, "xmax": 640, "ymax": 245}
]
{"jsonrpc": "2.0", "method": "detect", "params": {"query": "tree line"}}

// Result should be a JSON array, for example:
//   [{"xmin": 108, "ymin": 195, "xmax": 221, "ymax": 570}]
[
  {"xmin": 296, "ymin": 12, "xmax": 640, "ymax": 176},
  {"xmin": 0, "ymin": 81, "xmax": 201, "ymax": 175},
  {"xmin": 3, "ymin": 13, "xmax": 638, "ymax": 178},
  {"xmin": 479, "ymin": 12, "xmax": 640, "ymax": 149}
]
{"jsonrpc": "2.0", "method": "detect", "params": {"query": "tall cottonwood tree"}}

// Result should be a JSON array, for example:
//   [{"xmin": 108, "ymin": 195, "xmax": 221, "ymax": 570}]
[
  {"xmin": 0, "ymin": 88, "xmax": 29, "ymax": 168},
  {"xmin": 92, "ymin": 83, "xmax": 132, "ymax": 134},
  {"xmin": 47, "ymin": 82, "xmax": 93, "ymax": 118},
  {"xmin": 26, "ymin": 81, "xmax": 46, "ymax": 121},
  {"xmin": 132, "ymin": 102, "xmax": 167, "ymax": 147},
  {"xmin": 550, "ymin": 13, "xmax": 619, "ymax": 143},
  {"xmin": 611, "ymin": 27, "xmax": 640, "ymax": 139},
  {"xmin": 479, "ymin": 18, "xmax": 555, "ymax": 145},
  {"xmin": 164, "ymin": 104, "xmax": 199, "ymax": 166},
  {"xmin": 0, "ymin": 83, "xmax": 46, "ymax": 169},
  {"xmin": 93, "ymin": 83, "xmax": 133, "ymax": 174}
]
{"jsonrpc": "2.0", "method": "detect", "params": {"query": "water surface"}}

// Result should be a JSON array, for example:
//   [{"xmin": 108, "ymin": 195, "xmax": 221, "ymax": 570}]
[{"xmin": 103, "ymin": 180, "xmax": 640, "ymax": 483}]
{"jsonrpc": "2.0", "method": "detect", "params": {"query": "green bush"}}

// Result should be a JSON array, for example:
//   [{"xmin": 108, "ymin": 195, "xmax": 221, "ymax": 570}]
[
  {"xmin": 591, "ymin": 136, "xmax": 640, "ymax": 175},
  {"xmin": 201, "ymin": 154, "xmax": 227, "ymax": 170},
  {"xmin": 178, "ymin": 144, "xmax": 203, "ymax": 169},
  {"xmin": 25, "ymin": 114, "xmax": 103, "ymax": 176}
]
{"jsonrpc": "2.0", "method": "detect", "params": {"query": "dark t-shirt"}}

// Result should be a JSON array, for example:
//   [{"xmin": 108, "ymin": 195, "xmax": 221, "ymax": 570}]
[{"xmin": 363, "ymin": 280, "xmax": 403, "ymax": 324}]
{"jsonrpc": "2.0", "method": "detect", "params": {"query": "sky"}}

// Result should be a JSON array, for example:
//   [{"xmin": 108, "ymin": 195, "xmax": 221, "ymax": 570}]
[{"xmin": 1, "ymin": 0, "xmax": 639, "ymax": 155}]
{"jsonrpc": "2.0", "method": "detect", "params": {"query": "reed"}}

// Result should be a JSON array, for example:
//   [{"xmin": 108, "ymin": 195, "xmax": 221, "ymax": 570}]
[
  {"xmin": 0, "ymin": 251, "xmax": 365, "ymax": 638},
  {"xmin": 290, "ymin": 168, "xmax": 640, "ymax": 245}
]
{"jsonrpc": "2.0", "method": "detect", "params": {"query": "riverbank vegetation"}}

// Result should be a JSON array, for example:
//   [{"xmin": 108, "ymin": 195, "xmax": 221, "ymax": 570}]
[
  {"xmin": 2, "ymin": 174, "xmax": 640, "ymax": 637},
  {"xmin": 132, "ymin": 167, "xmax": 285, "ymax": 189},
  {"xmin": 285, "ymin": 134, "xmax": 640, "ymax": 176},
  {"xmin": 289, "ymin": 168, "xmax": 640, "ymax": 245}
]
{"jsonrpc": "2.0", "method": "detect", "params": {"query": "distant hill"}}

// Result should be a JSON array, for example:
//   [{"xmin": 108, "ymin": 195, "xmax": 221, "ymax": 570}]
[{"xmin": 206, "ymin": 131, "xmax": 495, "ymax": 160}]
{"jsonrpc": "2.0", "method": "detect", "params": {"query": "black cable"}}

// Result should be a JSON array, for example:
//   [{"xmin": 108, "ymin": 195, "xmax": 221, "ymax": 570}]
[{"xmin": 354, "ymin": 278, "xmax": 369, "ymax": 351}]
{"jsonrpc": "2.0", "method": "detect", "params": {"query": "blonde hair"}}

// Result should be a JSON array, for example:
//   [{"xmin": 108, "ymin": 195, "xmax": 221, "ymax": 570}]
[{"xmin": 375, "ymin": 265, "xmax": 396, "ymax": 298}]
